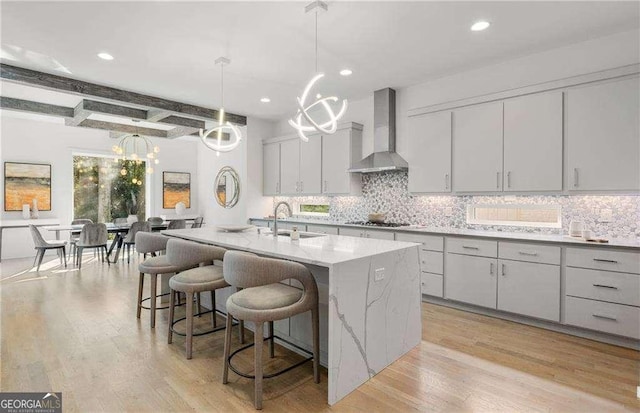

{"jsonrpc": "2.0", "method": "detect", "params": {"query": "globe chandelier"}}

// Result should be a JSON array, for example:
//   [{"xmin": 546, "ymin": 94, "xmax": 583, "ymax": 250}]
[
  {"xmin": 288, "ymin": 1, "xmax": 348, "ymax": 142},
  {"xmin": 112, "ymin": 133, "xmax": 159, "ymax": 174},
  {"xmin": 199, "ymin": 57, "xmax": 242, "ymax": 156}
]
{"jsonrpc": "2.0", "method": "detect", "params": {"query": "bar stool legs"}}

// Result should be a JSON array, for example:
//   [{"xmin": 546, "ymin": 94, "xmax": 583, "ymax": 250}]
[
  {"xmin": 137, "ymin": 272, "xmax": 144, "ymax": 319},
  {"xmin": 312, "ymin": 308, "xmax": 320, "ymax": 383},
  {"xmin": 254, "ymin": 321, "xmax": 264, "ymax": 410},
  {"xmin": 150, "ymin": 274, "xmax": 157, "ymax": 328},
  {"xmin": 267, "ymin": 321, "xmax": 274, "ymax": 359}
]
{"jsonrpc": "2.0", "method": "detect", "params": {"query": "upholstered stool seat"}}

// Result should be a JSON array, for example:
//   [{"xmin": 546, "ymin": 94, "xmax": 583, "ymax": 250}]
[
  {"xmin": 138, "ymin": 255, "xmax": 181, "ymax": 275},
  {"xmin": 228, "ymin": 284, "xmax": 303, "ymax": 313},
  {"xmin": 222, "ymin": 251, "xmax": 320, "ymax": 410},
  {"xmin": 166, "ymin": 239, "xmax": 245, "ymax": 359}
]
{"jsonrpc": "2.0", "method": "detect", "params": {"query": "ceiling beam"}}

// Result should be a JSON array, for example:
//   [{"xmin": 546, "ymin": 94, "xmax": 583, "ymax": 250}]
[
  {"xmin": 73, "ymin": 118, "xmax": 168, "ymax": 138},
  {"xmin": 159, "ymin": 115, "xmax": 205, "ymax": 129},
  {"xmin": 0, "ymin": 96, "xmax": 74, "ymax": 118},
  {"xmin": 0, "ymin": 63, "xmax": 247, "ymax": 125}
]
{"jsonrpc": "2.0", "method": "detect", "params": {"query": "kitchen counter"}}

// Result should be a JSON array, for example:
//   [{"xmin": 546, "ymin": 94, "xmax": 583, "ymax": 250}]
[
  {"xmin": 249, "ymin": 217, "xmax": 640, "ymax": 250},
  {"xmin": 163, "ymin": 227, "xmax": 421, "ymax": 405}
]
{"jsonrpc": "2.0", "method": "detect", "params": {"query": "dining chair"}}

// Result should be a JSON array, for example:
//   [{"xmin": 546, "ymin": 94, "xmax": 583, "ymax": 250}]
[
  {"xmin": 167, "ymin": 220, "xmax": 186, "ymax": 230},
  {"xmin": 69, "ymin": 219, "xmax": 93, "ymax": 260},
  {"xmin": 122, "ymin": 221, "xmax": 151, "ymax": 264},
  {"xmin": 29, "ymin": 225, "xmax": 67, "ymax": 271},
  {"xmin": 76, "ymin": 223, "xmax": 109, "ymax": 269},
  {"xmin": 147, "ymin": 217, "xmax": 164, "ymax": 225},
  {"xmin": 113, "ymin": 217, "xmax": 128, "ymax": 226},
  {"xmin": 191, "ymin": 217, "xmax": 204, "ymax": 228}
]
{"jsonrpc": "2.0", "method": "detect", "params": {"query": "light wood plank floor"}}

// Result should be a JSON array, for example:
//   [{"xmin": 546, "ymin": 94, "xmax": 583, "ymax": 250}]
[{"xmin": 1, "ymin": 254, "xmax": 639, "ymax": 412}]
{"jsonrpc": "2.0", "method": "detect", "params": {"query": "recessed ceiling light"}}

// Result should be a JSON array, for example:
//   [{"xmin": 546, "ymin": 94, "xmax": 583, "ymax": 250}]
[
  {"xmin": 471, "ymin": 21, "xmax": 490, "ymax": 31},
  {"xmin": 260, "ymin": 97, "xmax": 271, "ymax": 103},
  {"xmin": 97, "ymin": 52, "xmax": 114, "ymax": 60},
  {"xmin": 340, "ymin": 69, "xmax": 353, "ymax": 76}
]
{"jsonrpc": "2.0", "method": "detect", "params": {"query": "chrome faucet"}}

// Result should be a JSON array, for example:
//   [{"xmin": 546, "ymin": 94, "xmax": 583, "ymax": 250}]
[{"xmin": 273, "ymin": 201, "xmax": 292, "ymax": 237}]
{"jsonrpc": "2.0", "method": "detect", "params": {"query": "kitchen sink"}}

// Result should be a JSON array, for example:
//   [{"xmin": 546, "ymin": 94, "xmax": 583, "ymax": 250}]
[{"xmin": 276, "ymin": 230, "xmax": 326, "ymax": 239}]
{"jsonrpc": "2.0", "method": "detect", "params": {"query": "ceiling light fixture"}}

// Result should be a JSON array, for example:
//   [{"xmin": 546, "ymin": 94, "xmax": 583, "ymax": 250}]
[
  {"xmin": 199, "ymin": 57, "xmax": 242, "ymax": 156},
  {"xmin": 471, "ymin": 21, "xmax": 490, "ymax": 31},
  {"xmin": 112, "ymin": 134, "xmax": 159, "ymax": 174},
  {"xmin": 97, "ymin": 52, "xmax": 114, "ymax": 60},
  {"xmin": 260, "ymin": 97, "xmax": 271, "ymax": 103},
  {"xmin": 288, "ymin": 1, "xmax": 348, "ymax": 142},
  {"xmin": 339, "ymin": 69, "xmax": 353, "ymax": 76}
]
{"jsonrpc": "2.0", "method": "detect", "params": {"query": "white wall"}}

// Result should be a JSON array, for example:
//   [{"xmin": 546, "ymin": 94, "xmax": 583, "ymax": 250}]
[{"xmin": 273, "ymin": 29, "xmax": 640, "ymax": 158}]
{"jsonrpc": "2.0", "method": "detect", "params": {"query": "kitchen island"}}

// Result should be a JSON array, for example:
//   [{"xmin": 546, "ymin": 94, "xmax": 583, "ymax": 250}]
[{"xmin": 162, "ymin": 227, "xmax": 421, "ymax": 405}]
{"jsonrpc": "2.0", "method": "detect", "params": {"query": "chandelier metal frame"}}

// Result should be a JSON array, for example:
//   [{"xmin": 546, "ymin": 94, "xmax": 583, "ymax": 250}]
[{"xmin": 112, "ymin": 133, "xmax": 159, "ymax": 174}]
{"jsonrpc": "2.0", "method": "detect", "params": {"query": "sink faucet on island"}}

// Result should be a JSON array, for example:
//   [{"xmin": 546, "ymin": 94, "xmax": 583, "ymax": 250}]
[
  {"xmin": 273, "ymin": 200, "xmax": 293, "ymax": 237},
  {"xmin": 162, "ymin": 225, "xmax": 422, "ymax": 405}
]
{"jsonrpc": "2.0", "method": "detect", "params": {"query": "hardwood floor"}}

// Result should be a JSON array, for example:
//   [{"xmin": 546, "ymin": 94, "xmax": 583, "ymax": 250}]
[{"xmin": 1, "ymin": 254, "xmax": 638, "ymax": 412}]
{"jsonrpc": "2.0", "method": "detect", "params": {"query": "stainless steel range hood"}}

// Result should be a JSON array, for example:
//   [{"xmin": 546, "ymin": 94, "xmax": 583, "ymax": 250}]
[{"xmin": 348, "ymin": 88, "xmax": 408, "ymax": 173}]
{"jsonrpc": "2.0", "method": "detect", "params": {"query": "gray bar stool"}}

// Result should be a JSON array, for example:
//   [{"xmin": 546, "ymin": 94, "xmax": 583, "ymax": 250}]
[
  {"xmin": 221, "ymin": 251, "xmax": 320, "ymax": 410},
  {"xmin": 165, "ymin": 239, "xmax": 244, "ymax": 359},
  {"xmin": 136, "ymin": 232, "xmax": 187, "ymax": 328}
]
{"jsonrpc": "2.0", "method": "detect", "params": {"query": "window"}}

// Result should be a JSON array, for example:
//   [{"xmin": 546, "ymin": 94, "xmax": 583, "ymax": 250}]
[
  {"xmin": 73, "ymin": 155, "xmax": 147, "ymax": 222},
  {"xmin": 297, "ymin": 203, "xmax": 330, "ymax": 216},
  {"xmin": 467, "ymin": 204, "xmax": 561, "ymax": 228}
]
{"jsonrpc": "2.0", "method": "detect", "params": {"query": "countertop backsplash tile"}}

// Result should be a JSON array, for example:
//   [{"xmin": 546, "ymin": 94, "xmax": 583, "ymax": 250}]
[{"xmin": 274, "ymin": 171, "xmax": 639, "ymax": 239}]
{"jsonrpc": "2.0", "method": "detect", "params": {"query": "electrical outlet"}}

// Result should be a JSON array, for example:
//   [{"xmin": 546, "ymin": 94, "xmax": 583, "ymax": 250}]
[
  {"xmin": 444, "ymin": 207, "xmax": 453, "ymax": 217},
  {"xmin": 374, "ymin": 268, "xmax": 385, "ymax": 282},
  {"xmin": 600, "ymin": 208, "xmax": 613, "ymax": 223}
]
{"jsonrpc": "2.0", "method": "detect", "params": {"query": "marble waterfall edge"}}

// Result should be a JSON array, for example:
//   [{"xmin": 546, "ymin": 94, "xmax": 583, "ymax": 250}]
[{"xmin": 328, "ymin": 246, "xmax": 422, "ymax": 404}]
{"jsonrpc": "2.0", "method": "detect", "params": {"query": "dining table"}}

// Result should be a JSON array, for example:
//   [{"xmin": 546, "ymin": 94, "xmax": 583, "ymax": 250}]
[{"xmin": 42, "ymin": 222, "xmax": 168, "ymax": 263}]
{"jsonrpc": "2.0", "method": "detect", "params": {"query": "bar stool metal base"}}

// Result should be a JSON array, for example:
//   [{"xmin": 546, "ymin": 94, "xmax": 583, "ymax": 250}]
[
  {"xmin": 170, "ymin": 308, "xmax": 238, "ymax": 338},
  {"xmin": 227, "ymin": 335, "xmax": 314, "ymax": 380},
  {"xmin": 139, "ymin": 291, "xmax": 176, "ymax": 311}
]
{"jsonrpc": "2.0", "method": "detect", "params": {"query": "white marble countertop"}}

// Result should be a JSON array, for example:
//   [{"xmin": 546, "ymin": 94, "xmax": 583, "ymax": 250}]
[
  {"xmin": 162, "ymin": 227, "xmax": 420, "ymax": 267},
  {"xmin": 249, "ymin": 217, "xmax": 640, "ymax": 250}
]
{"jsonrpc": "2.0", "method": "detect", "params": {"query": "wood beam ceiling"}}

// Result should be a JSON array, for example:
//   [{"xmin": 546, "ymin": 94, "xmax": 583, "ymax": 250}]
[
  {"xmin": 0, "ymin": 63, "xmax": 247, "ymax": 125},
  {"xmin": 0, "ymin": 96, "xmax": 74, "ymax": 118}
]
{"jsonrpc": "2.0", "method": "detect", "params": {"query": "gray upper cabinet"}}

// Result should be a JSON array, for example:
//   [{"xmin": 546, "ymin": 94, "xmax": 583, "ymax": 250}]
[
  {"xmin": 279, "ymin": 139, "xmax": 300, "ymax": 195},
  {"xmin": 407, "ymin": 111, "xmax": 452, "ymax": 193},
  {"xmin": 567, "ymin": 77, "xmax": 640, "ymax": 191},
  {"xmin": 263, "ymin": 142, "xmax": 280, "ymax": 195},
  {"xmin": 452, "ymin": 102, "xmax": 504, "ymax": 192},
  {"xmin": 503, "ymin": 92, "xmax": 563, "ymax": 192},
  {"xmin": 300, "ymin": 134, "xmax": 322, "ymax": 194},
  {"xmin": 321, "ymin": 124, "xmax": 363, "ymax": 195}
]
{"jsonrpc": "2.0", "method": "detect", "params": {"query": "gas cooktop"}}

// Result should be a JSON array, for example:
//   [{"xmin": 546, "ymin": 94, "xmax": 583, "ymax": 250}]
[{"xmin": 344, "ymin": 221, "xmax": 410, "ymax": 228}]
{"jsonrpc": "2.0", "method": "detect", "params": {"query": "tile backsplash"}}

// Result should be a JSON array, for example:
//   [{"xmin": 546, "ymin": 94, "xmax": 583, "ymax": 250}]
[{"xmin": 274, "ymin": 171, "xmax": 639, "ymax": 239}]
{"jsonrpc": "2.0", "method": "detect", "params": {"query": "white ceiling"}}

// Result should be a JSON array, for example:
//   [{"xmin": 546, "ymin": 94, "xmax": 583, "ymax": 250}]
[{"xmin": 1, "ymin": 1, "xmax": 638, "ymax": 121}]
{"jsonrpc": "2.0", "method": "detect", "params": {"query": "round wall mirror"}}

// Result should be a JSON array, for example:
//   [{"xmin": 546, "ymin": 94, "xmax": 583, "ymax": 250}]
[{"xmin": 214, "ymin": 166, "xmax": 240, "ymax": 208}]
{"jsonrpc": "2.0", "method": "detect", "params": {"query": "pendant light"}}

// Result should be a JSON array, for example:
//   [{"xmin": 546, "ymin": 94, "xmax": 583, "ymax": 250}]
[
  {"xmin": 200, "ymin": 57, "xmax": 242, "ymax": 155},
  {"xmin": 112, "ymin": 133, "xmax": 159, "ymax": 174},
  {"xmin": 288, "ymin": 1, "xmax": 348, "ymax": 142}
]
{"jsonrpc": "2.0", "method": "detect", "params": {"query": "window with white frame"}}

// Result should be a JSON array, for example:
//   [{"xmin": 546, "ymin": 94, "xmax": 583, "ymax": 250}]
[
  {"xmin": 296, "ymin": 203, "xmax": 330, "ymax": 217},
  {"xmin": 466, "ymin": 204, "xmax": 562, "ymax": 228}
]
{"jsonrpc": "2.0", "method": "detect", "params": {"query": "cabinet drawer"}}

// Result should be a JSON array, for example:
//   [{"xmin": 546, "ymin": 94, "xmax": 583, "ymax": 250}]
[
  {"xmin": 566, "ymin": 248, "xmax": 640, "ymax": 274},
  {"xmin": 499, "ymin": 242, "xmax": 560, "ymax": 265},
  {"xmin": 364, "ymin": 229, "xmax": 395, "ymax": 240},
  {"xmin": 447, "ymin": 237, "xmax": 497, "ymax": 258},
  {"xmin": 421, "ymin": 273, "xmax": 443, "ymax": 297},
  {"xmin": 339, "ymin": 227, "xmax": 364, "ymax": 238},
  {"xmin": 420, "ymin": 250, "xmax": 443, "ymax": 274},
  {"xmin": 565, "ymin": 296, "xmax": 640, "ymax": 339},
  {"xmin": 396, "ymin": 233, "xmax": 444, "ymax": 252},
  {"xmin": 566, "ymin": 267, "xmax": 640, "ymax": 307},
  {"xmin": 306, "ymin": 225, "xmax": 338, "ymax": 235}
]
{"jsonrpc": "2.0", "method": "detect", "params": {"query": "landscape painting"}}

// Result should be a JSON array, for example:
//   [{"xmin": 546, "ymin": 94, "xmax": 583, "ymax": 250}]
[
  {"xmin": 163, "ymin": 172, "xmax": 190, "ymax": 209},
  {"xmin": 4, "ymin": 162, "xmax": 52, "ymax": 211}
]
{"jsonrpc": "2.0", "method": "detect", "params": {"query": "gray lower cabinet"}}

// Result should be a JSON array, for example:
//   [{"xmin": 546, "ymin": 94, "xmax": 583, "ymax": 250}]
[
  {"xmin": 445, "ymin": 253, "xmax": 497, "ymax": 308},
  {"xmin": 497, "ymin": 260, "xmax": 560, "ymax": 322},
  {"xmin": 306, "ymin": 224, "xmax": 339, "ymax": 235}
]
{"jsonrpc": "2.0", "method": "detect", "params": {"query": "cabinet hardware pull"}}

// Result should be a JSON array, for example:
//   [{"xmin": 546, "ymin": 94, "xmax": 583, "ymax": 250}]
[
  {"xmin": 462, "ymin": 245, "xmax": 479, "ymax": 250},
  {"xmin": 496, "ymin": 171, "xmax": 500, "ymax": 189},
  {"xmin": 593, "ymin": 284, "xmax": 618, "ymax": 289},
  {"xmin": 518, "ymin": 251, "xmax": 539, "ymax": 256},
  {"xmin": 490, "ymin": 262, "xmax": 494, "ymax": 275},
  {"xmin": 501, "ymin": 263, "xmax": 506, "ymax": 276},
  {"xmin": 507, "ymin": 171, "xmax": 511, "ymax": 188},
  {"xmin": 324, "ymin": 180, "xmax": 327, "ymax": 192},
  {"xmin": 593, "ymin": 258, "xmax": 618, "ymax": 264},
  {"xmin": 592, "ymin": 314, "xmax": 617, "ymax": 321},
  {"xmin": 276, "ymin": 182, "xmax": 280, "ymax": 194},
  {"xmin": 574, "ymin": 168, "xmax": 579, "ymax": 187},
  {"xmin": 301, "ymin": 181, "xmax": 304, "ymax": 192},
  {"xmin": 445, "ymin": 174, "xmax": 449, "ymax": 190}
]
